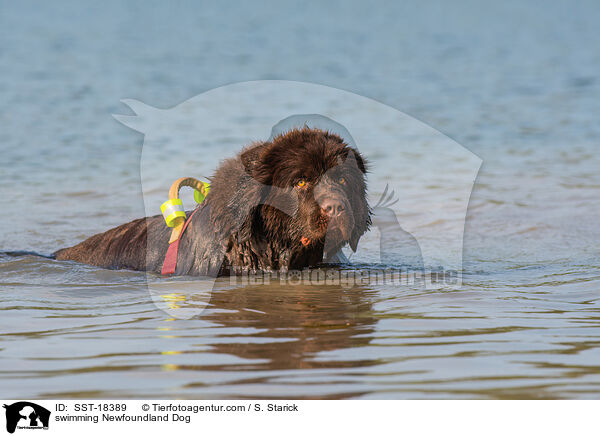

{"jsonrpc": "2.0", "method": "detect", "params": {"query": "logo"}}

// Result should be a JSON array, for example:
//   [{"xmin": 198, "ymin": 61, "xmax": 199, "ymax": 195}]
[
  {"xmin": 3, "ymin": 402, "xmax": 50, "ymax": 434},
  {"xmin": 114, "ymin": 81, "xmax": 481, "ymax": 318}
]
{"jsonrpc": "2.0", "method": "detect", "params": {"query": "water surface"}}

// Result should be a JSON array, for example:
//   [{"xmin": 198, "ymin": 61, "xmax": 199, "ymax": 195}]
[{"xmin": 1, "ymin": 0, "xmax": 599, "ymax": 399}]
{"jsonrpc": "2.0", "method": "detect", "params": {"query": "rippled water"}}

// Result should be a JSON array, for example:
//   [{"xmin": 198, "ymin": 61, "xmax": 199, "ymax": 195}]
[{"xmin": 1, "ymin": 1, "xmax": 599, "ymax": 399}]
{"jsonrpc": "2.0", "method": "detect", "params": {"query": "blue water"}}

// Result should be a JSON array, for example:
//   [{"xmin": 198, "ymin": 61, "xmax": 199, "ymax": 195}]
[{"xmin": 1, "ymin": 0, "xmax": 599, "ymax": 399}]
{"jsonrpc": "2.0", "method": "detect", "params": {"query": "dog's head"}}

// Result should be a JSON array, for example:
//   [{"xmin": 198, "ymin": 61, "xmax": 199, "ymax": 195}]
[{"xmin": 241, "ymin": 127, "xmax": 371, "ymax": 256}]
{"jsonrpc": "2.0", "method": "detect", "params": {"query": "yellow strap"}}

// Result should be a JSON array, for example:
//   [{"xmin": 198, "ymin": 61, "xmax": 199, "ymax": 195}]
[
  {"xmin": 169, "ymin": 222, "xmax": 185, "ymax": 244},
  {"xmin": 168, "ymin": 177, "xmax": 207, "ymax": 200}
]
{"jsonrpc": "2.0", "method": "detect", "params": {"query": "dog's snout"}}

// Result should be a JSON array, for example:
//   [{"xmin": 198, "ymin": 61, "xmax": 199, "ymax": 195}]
[{"xmin": 321, "ymin": 198, "xmax": 345, "ymax": 217}]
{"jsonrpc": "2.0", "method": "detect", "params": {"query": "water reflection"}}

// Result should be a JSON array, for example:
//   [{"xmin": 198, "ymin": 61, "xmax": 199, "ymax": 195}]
[{"xmin": 182, "ymin": 280, "xmax": 379, "ymax": 371}]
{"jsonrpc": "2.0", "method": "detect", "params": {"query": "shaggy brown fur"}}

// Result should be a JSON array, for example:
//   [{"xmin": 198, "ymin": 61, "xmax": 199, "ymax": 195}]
[{"xmin": 55, "ymin": 128, "xmax": 371, "ymax": 276}]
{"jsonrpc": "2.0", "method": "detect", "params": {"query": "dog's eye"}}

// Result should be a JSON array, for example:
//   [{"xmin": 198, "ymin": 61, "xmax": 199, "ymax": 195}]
[
  {"xmin": 338, "ymin": 177, "xmax": 346, "ymax": 185},
  {"xmin": 296, "ymin": 179, "xmax": 307, "ymax": 188}
]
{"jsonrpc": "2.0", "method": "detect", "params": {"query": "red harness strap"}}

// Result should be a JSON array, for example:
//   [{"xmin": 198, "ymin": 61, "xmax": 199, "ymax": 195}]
[{"xmin": 161, "ymin": 207, "xmax": 202, "ymax": 276}]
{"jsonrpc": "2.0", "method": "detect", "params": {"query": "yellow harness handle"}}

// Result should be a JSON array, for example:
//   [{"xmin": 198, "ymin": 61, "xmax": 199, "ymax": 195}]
[{"xmin": 161, "ymin": 177, "xmax": 210, "ymax": 244}]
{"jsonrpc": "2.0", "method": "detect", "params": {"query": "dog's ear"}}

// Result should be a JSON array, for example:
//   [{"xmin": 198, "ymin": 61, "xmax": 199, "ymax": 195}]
[
  {"xmin": 343, "ymin": 148, "xmax": 368, "ymax": 174},
  {"xmin": 240, "ymin": 142, "xmax": 267, "ymax": 175},
  {"xmin": 240, "ymin": 141, "xmax": 276, "ymax": 185},
  {"xmin": 348, "ymin": 206, "xmax": 371, "ymax": 252},
  {"xmin": 349, "ymin": 234, "xmax": 360, "ymax": 252},
  {"xmin": 344, "ymin": 148, "xmax": 370, "ymax": 252},
  {"xmin": 240, "ymin": 142, "xmax": 281, "ymax": 186}
]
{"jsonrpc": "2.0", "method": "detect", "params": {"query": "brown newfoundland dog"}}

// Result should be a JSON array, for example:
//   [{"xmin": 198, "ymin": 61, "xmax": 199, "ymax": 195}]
[{"xmin": 55, "ymin": 127, "xmax": 371, "ymax": 276}]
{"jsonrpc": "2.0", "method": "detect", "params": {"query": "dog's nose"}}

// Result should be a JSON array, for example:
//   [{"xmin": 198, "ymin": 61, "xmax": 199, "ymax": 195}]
[{"xmin": 322, "ymin": 199, "xmax": 345, "ymax": 217}]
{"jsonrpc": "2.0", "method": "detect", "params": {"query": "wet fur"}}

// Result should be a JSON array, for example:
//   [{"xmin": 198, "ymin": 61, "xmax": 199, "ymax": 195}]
[{"xmin": 55, "ymin": 128, "xmax": 371, "ymax": 276}]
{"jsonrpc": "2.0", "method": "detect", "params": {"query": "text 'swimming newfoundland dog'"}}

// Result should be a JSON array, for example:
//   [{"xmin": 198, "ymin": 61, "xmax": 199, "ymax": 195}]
[{"xmin": 55, "ymin": 127, "xmax": 371, "ymax": 276}]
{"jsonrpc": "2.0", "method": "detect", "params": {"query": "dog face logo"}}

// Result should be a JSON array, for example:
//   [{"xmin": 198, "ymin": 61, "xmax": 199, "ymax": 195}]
[
  {"xmin": 115, "ymin": 81, "xmax": 481, "ymax": 318},
  {"xmin": 3, "ymin": 402, "xmax": 50, "ymax": 434}
]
